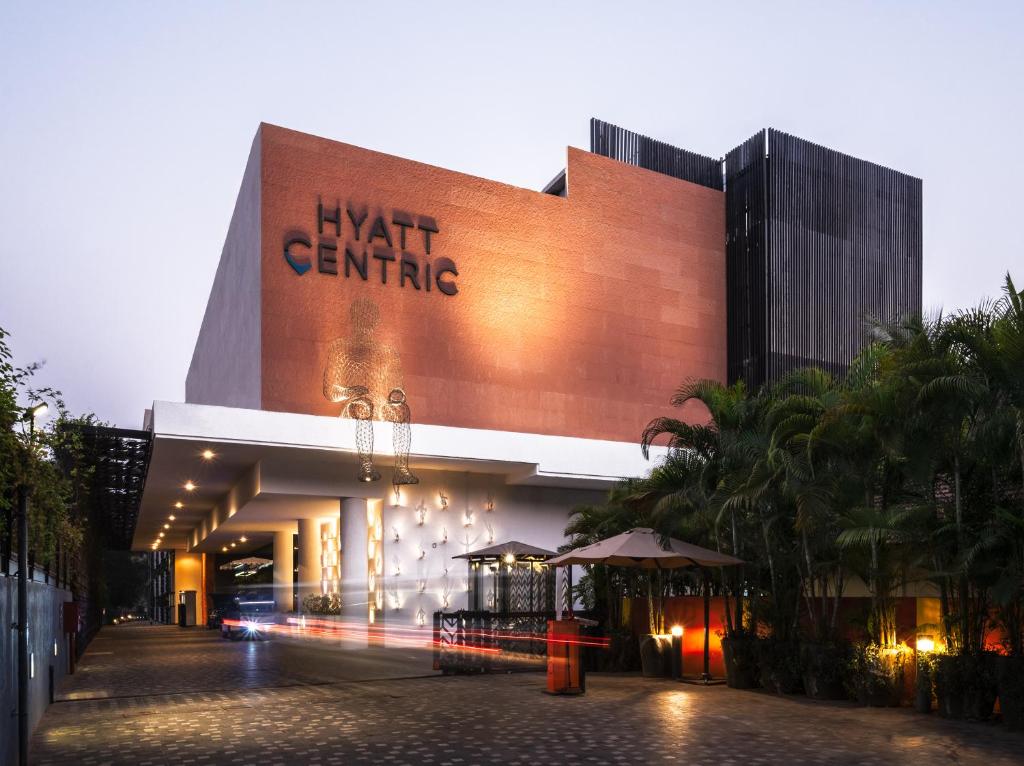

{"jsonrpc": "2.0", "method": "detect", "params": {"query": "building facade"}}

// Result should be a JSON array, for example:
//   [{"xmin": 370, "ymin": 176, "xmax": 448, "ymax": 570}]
[{"xmin": 136, "ymin": 119, "xmax": 921, "ymax": 640}]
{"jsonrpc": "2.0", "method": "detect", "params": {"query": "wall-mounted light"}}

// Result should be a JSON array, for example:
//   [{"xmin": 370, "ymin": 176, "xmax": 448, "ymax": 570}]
[
  {"xmin": 485, "ymin": 493, "xmax": 495, "ymax": 513},
  {"xmin": 463, "ymin": 511, "xmax": 474, "ymax": 528},
  {"xmin": 438, "ymin": 490, "xmax": 448, "ymax": 510},
  {"xmin": 415, "ymin": 500, "xmax": 427, "ymax": 526},
  {"xmin": 392, "ymin": 484, "xmax": 402, "ymax": 507},
  {"xmin": 416, "ymin": 608, "xmax": 426, "ymax": 627},
  {"xmin": 484, "ymin": 522, "xmax": 495, "ymax": 545},
  {"xmin": 392, "ymin": 526, "xmax": 400, "ymax": 543}
]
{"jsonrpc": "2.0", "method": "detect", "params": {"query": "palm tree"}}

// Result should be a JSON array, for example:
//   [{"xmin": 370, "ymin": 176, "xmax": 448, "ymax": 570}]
[{"xmin": 640, "ymin": 379, "xmax": 767, "ymax": 637}]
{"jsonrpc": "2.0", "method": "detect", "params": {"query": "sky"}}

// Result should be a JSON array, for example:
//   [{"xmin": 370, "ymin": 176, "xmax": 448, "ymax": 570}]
[{"xmin": 1, "ymin": 1, "xmax": 1021, "ymax": 428}]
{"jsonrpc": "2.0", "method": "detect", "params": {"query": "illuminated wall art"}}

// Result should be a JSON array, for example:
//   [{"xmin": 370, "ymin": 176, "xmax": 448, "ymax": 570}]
[
  {"xmin": 367, "ymin": 502, "xmax": 384, "ymax": 624},
  {"xmin": 322, "ymin": 298, "xmax": 419, "ymax": 486},
  {"xmin": 320, "ymin": 520, "xmax": 339, "ymax": 594}
]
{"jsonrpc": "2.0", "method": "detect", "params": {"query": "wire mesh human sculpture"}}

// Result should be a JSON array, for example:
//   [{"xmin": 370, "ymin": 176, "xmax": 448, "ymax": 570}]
[{"xmin": 323, "ymin": 297, "xmax": 419, "ymax": 485}]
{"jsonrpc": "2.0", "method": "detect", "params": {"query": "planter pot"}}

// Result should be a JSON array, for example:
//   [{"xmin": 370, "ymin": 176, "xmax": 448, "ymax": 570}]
[
  {"xmin": 801, "ymin": 643, "xmax": 850, "ymax": 701},
  {"xmin": 858, "ymin": 681, "xmax": 903, "ymax": 708},
  {"xmin": 935, "ymin": 654, "xmax": 963, "ymax": 719},
  {"xmin": 914, "ymin": 663, "xmax": 933, "ymax": 714},
  {"xmin": 997, "ymin": 656, "xmax": 1024, "ymax": 732},
  {"xmin": 603, "ymin": 632, "xmax": 641, "ymax": 673},
  {"xmin": 758, "ymin": 640, "xmax": 803, "ymax": 695},
  {"xmin": 963, "ymin": 653, "xmax": 999, "ymax": 721},
  {"xmin": 721, "ymin": 636, "xmax": 759, "ymax": 689},
  {"xmin": 934, "ymin": 653, "xmax": 997, "ymax": 720},
  {"xmin": 639, "ymin": 634, "xmax": 671, "ymax": 678}
]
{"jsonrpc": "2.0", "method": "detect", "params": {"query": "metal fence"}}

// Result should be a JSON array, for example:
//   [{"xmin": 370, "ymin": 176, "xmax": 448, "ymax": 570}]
[{"xmin": 433, "ymin": 610, "xmax": 554, "ymax": 674}]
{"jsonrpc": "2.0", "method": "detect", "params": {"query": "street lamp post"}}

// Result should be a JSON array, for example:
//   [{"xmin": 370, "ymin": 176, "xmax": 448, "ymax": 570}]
[{"xmin": 16, "ymin": 401, "xmax": 48, "ymax": 766}]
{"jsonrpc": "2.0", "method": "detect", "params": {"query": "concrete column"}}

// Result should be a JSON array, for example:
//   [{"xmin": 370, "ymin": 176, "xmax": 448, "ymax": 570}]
[
  {"xmin": 297, "ymin": 518, "xmax": 321, "ymax": 608},
  {"xmin": 273, "ymin": 530, "xmax": 295, "ymax": 613},
  {"xmin": 340, "ymin": 498, "xmax": 369, "ymax": 647}
]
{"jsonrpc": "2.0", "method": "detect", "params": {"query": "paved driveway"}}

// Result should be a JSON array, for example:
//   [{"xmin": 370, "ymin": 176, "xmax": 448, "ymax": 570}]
[{"xmin": 32, "ymin": 624, "xmax": 1024, "ymax": 765}]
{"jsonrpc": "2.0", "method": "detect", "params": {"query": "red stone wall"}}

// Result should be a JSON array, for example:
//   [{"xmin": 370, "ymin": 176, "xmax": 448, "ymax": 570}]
[{"xmin": 259, "ymin": 124, "xmax": 726, "ymax": 443}]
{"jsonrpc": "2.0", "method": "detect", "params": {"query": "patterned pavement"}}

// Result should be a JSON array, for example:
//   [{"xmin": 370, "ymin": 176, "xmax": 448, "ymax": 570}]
[{"xmin": 32, "ymin": 625, "xmax": 1024, "ymax": 765}]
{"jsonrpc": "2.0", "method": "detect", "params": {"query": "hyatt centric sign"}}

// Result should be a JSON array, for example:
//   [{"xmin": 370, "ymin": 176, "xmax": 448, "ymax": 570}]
[{"xmin": 283, "ymin": 201, "xmax": 459, "ymax": 296}]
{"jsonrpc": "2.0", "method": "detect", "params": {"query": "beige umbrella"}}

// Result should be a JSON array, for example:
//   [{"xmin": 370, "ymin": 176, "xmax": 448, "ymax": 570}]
[
  {"xmin": 547, "ymin": 527, "xmax": 742, "ymax": 569},
  {"xmin": 548, "ymin": 527, "xmax": 743, "ymax": 683}
]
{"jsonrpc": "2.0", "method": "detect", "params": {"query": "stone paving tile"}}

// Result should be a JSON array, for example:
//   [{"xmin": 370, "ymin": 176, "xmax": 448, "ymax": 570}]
[{"xmin": 31, "ymin": 625, "xmax": 1024, "ymax": 765}]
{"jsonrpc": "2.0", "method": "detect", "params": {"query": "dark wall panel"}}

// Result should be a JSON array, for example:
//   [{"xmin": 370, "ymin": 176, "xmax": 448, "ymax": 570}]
[
  {"xmin": 590, "ymin": 118, "xmax": 723, "ymax": 191},
  {"xmin": 725, "ymin": 129, "xmax": 922, "ymax": 388}
]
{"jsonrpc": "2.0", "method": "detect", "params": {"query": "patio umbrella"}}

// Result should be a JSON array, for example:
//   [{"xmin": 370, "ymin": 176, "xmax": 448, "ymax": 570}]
[{"xmin": 547, "ymin": 527, "xmax": 743, "ymax": 682}]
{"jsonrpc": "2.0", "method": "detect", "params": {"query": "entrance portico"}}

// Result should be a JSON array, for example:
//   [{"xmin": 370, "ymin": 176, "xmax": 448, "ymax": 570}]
[{"xmin": 136, "ymin": 400, "xmax": 663, "ymax": 640}]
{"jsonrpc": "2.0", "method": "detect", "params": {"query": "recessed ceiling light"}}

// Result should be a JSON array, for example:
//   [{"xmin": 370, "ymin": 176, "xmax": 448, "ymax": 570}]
[
  {"xmin": 174, "ymin": 501, "xmax": 183, "ymax": 509},
  {"xmin": 158, "ymin": 532, "xmax": 165, "ymax": 538},
  {"xmin": 168, "ymin": 515, "xmax": 176, "ymax": 521},
  {"xmin": 202, "ymin": 449, "xmax": 215, "ymax": 460},
  {"xmin": 221, "ymin": 546, "xmax": 228, "ymax": 552},
  {"xmin": 163, "ymin": 523, "xmax": 170, "ymax": 529},
  {"xmin": 184, "ymin": 481, "xmax": 196, "ymax": 492},
  {"xmin": 230, "ymin": 542, "xmax": 236, "ymax": 548},
  {"xmin": 239, "ymin": 535, "xmax": 247, "ymax": 543}
]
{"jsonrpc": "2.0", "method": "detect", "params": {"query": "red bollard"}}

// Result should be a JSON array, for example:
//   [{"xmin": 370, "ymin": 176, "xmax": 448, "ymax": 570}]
[{"xmin": 546, "ymin": 619, "xmax": 585, "ymax": 695}]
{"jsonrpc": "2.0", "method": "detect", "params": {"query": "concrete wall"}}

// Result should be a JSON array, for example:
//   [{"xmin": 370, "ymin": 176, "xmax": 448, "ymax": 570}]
[
  {"xmin": 0, "ymin": 568, "xmax": 72, "ymax": 766},
  {"xmin": 253, "ymin": 124, "xmax": 726, "ymax": 443},
  {"xmin": 372, "ymin": 467, "xmax": 601, "ymax": 642},
  {"xmin": 185, "ymin": 130, "xmax": 263, "ymax": 409}
]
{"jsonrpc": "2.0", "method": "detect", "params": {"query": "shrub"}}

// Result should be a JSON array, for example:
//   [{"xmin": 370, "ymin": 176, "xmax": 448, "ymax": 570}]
[
  {"xmin": 845, "ymin": 644, "xmax": 907, "ymax": 707},
  {"xmin": 302, "ymin": 593, "xmax": 342, "ymax": 615}
]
